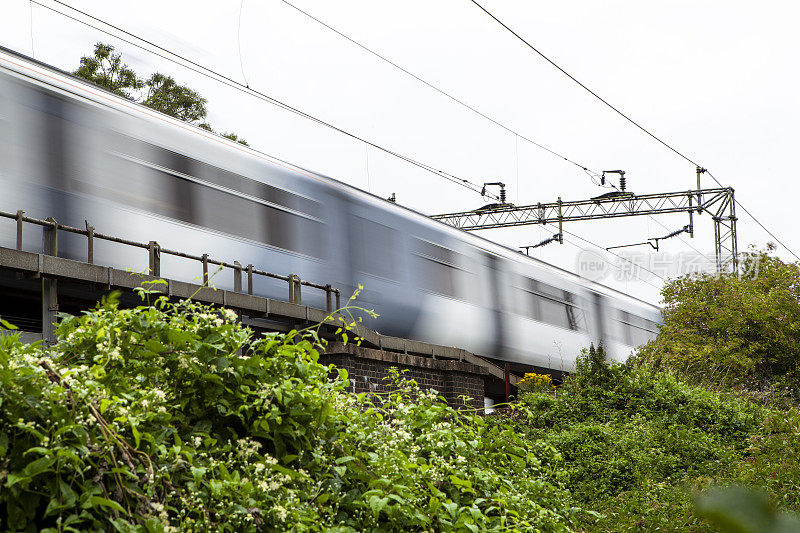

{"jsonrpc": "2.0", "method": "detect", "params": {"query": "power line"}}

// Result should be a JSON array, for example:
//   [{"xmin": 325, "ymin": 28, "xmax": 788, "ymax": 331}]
[
  {"xmin": 467, "ymin": 0, "xmax": 701, "ymax": 168},
  {"xmin": 707, "ymin": 171, "xmax": 800, "ymax": 262},
  {"xmin": 280, "ymin": 0, "xmax": 718, "ymax": 265},
  {"xmin": 33, "ymin": 0, "xmax": 499, "ymax": 200},
  {"xmin": 468, "ymin": 0, "xmax": 800, "ymax": 263},
  {"xmin": 277, "ymin": 0, "xmax": 703, "ymax": 264},
  {"xmin": 236, "ymin": 0, "xmax": 250, "ymax": 87},
  {"xmin": 647, "ymin": 215, "xmax": 714, "ymax": 263},
  {"xmin": 277, "ymin": 0, "xmax": 598, "ymax": 177},
  {"xmin": 534, "ymin": 224, "xmax": 665, "ymax": 290},
  {"xmin": 35, "ymin": 0, "xmax": 799, "ymax": 266}
]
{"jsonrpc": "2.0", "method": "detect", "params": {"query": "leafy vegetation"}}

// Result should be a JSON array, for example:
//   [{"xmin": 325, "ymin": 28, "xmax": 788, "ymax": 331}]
[
  {"xmin": 74, "ymin": 43, "xmax": 248, "ymax": 145},
  {"xmin": 0, "ymin": 290, "xmax": 576, "ymax": 532},
  {"xmin": 508, "ymin": 343, "xmax": 800, "ymax": 532},
  {"xmin": 637, "ymin": 245, "xmax": 800, "ymax": 402},
  {"xmin": 4, "ymin": 245, "xmax": 800, "ymax": 531}
]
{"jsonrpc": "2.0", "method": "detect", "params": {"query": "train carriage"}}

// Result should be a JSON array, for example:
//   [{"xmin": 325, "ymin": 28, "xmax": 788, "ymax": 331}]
[{"xmin": 0, "ymin": 46, "xmax": 661, "ymax": 371}]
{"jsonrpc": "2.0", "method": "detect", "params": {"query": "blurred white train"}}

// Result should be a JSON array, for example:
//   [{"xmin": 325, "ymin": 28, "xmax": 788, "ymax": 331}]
[{"xmin": 0, "ymin": 47, "xmax": 660, "ymax": 371}]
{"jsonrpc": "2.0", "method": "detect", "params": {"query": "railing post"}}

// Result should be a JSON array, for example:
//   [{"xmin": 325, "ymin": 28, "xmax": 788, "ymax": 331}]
[
  {"xmin": 15, "ymin": 210, "xmax": 23, "ymax": 250},
  {"xmin": 233, "ymin": 261, "xmax": 242, "ymax": 293},
  {"xmin": 85, "ymin": 221, "xmax": 94, "ymax": 264},
  {"xmin": 42, "ymin": 218, "xmax": 58, "ymax": 344},
  {"xmin": 42, "ymin": 218, "xmax": 57, "ymax": 256},
  {"xmin": 325, "ymin": 284, "xmax": 332, "ymax": 312},
  {"xmin": 202, "ymin": 254, "xmax": 209, "ymax": 285},
  {"xmin": 335, "ymin": 290, "xmax": 341, "ymax": 311},
  {"xmin": 246, "ymin": 264, "xmax": 253, "ymax": 295},
  {"xmin": 289, "ymin": 275, "xmax": 301, "ymax": 304},
  {"xmin": 148, "ymin": 241, "xmax": 160, "ymax": 277}
]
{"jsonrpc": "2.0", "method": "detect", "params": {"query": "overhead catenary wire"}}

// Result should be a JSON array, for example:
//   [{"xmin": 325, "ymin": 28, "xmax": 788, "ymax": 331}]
[
  {"xmin": 276, "ymin": 0, "xmax": 717, "ymax": 269},
  {"xmin": 467, "ymin": 0, "xmax": 701, "ymax": 169},
  {"xmin": 277, "ymin": 0, "xmax": 599, "ymax": 178},
  {"xmin": 33, "ymin": 0, "xmax": 499, "ymax": 200},
  {"xmin": 276, "ymin": 0, "xmax": 712, "ymax": 266},
  {"xmin": 28, "ymin": 0, "xmax": 35, "ymax": 57},
  {"xmin": 33, "ymin": 0, "xmax": 794, "ymax": 269},
  {"xmin": 534, "ymin": 224, "xmax": 665, "ymax": 291},
  {"xmin": 236, "ymin": 0, "xmax": 250, "ymax": 87},
  {"xmin": 467, "ymin": 0, "xmax": 800, "ymax": 263},
  {"xmin": 707, "ymin": 171, "xmax": 800, "ymax": 263}
]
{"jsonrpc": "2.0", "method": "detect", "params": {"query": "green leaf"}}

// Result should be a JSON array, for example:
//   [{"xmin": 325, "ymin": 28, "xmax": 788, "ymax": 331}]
[
  {"xmin": 144, "ymin": 338, "xmax": 165, "ymax": 353},
  {"xmin": 87, "ymin": 496, "xmax": 126, "ymax": 514},
  {"xmin": 202, "ymin": 373, "xmax": 223, "ymax": 384},
  {"xmin": 22, "ymin": 456, "xmax": 55, "ymax": 478},
  {"xmin": 6, "ymin": 473, "xmax": 29, "ymax": 487},
  {"xmin": 443, "ymin": 501, "xmax": 458, "ymax": 519},
  {"xmin": 368, "ymin": 495, "xmax": 388, "ymax": 519},
  {"xmin": 130, "ymin": 422, "xmax": 140, "ymax": 448},
  {"xmin": 59, "ymin": 479, "xmax": 78, "ymax": 507},
  {"xmin": 22, "ymin": 447, "xmax": 50, "ymax": 457}
]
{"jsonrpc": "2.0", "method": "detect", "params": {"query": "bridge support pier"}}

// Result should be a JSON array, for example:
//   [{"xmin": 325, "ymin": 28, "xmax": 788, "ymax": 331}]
[
  {"xmin": 321, "ymin": 342, "xmax": 488, "ymax": 411},
  {"xmin": 42, "ymin": 218, "xmax": 58, "ymax": 344}
]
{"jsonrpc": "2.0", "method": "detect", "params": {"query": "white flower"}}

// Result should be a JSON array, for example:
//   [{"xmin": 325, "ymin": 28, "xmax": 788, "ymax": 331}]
[{"xmin": 273, "ymin": 505, "xmax": 288, "ymax": 521}]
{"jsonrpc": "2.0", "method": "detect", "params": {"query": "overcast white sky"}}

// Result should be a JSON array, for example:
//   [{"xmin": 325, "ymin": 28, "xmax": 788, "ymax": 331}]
[{"xmin": 3, "ymin": 0, "xmax": 799, "ymax": 304}]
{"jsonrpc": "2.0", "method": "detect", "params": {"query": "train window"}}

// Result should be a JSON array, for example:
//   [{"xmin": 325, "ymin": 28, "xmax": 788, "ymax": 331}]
[
  {"xmin": 350, "ymin": 216, "xmax": 398, "ymax": 279},
  {"xmin": 194, "ymin": 186, "xmax": 267, "ymax": 244},
  {"xmin": 194, "ymin": 183, "xmax": 321, "ymax": 256},
  {"xmin": 514, "ymin": 276, "xmax": 540, "ymax": 319},
  {"xmin": 33, "ymin": 90, "xmax": 72, "ymax": 192},
  {"xmin": 514, "ymin": 277, "xmax": 586, "ymax": 331},
  {"xmin": 147, "ymin": 146, "xmax": 323, "ymax": 256},
  {"xmin": 75, "ymin": 146, "xmax": 200, "ymax": 223},
  {"xmin": 616, "ymin": 311, "xmax": 659, "ymax": 346},
  {"xmin": 413, "ymin": 239, "xmax": 459, "ymax": 298},
  {"xmin": 96, "ymin": 140, "xmax": 323, "ymax": 256},
  {"xmin": 149, "ymin": 145, "xmax": 320, "ymax": 216},
  {"xmin": 540, "ymin": 297, "xmax": 571, "ymax": 329}
]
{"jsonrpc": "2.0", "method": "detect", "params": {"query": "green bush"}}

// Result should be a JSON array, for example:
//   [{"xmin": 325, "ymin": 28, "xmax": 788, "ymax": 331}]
[
  {"xmin": 636, "ymin": 246, "xmax": 800, "ymax": 399},
  {"xmin": 0, "ymin": 291, "xmax": 576, "ymax": 532},
  {"xmin": 508, "ymin": 346, "xmax": 768, "ymax": 531}
]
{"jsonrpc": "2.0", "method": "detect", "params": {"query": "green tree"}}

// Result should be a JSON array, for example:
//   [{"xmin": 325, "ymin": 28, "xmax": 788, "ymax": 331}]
[
  {"xmin": 637, "ymin": 245, "xmax": 800, "ymax": 393},
  {"xmin": 73, "ymin": 43, "xmax": 142, "ymax": 99},
  {"xmin": 142, "ymin": 72, "xmax": 207, "ymax": 123},
  {"xmin": 74, "ymin": 43, "xmax": 247, "ymax": 145}
]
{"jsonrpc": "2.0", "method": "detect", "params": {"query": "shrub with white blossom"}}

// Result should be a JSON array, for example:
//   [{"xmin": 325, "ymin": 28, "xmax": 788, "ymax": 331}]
[{"xmin": 0, "ymin": 289, "xmax": 576, "ymax": 531}]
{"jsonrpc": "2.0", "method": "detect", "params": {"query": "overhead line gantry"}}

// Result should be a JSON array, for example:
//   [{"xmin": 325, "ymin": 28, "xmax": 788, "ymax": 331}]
[{"xmin": 431, "ymin": 184, "xmax": 738, "ymax": 273}]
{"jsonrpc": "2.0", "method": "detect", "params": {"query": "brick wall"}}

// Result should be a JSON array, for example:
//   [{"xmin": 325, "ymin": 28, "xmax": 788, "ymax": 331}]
[{"xmin": 321, "ymin": 342, "xmax": 486, "ymax": 411}]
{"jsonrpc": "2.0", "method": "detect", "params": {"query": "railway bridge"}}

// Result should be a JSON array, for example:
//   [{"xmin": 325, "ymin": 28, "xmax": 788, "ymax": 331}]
[{"xmin": 0, "ymin": 209, "xmax": 521, "ymax": 410}]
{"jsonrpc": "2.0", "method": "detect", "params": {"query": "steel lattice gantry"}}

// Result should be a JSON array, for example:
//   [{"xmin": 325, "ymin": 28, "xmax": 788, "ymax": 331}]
[{"xmin": 431, "ymin": 187, "xmax": 738, "ymax": 273}]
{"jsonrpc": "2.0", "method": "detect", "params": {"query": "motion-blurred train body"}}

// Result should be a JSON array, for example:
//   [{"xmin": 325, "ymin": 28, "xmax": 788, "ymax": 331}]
[{"xmin": 0, "ymin": 47, "xmax": 660, "ymax": 370}]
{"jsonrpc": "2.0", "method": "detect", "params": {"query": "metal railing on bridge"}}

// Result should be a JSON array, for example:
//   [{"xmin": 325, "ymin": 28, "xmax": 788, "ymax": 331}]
[{"xmin": 1, "ymin": 208, "xmax": 341, "ymax": 311}]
